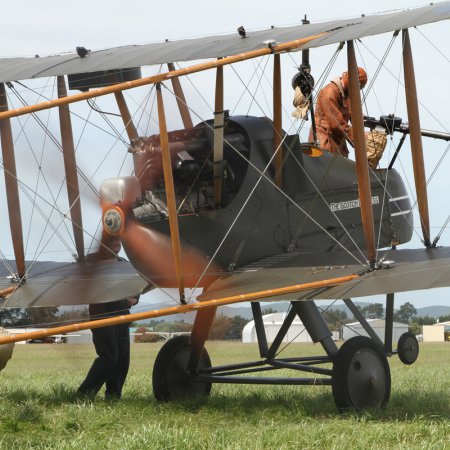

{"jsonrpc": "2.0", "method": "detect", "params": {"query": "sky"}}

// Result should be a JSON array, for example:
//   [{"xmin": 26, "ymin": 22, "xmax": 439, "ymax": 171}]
[{"xmin": 1, "ymin": 0, "xmax": 449, "ymax": 310}]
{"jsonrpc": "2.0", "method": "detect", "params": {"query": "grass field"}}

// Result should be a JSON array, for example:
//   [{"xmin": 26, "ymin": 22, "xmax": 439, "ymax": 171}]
[{"xmin": 0, "ymin": 341, "xmax": 448, "ymax": 449}]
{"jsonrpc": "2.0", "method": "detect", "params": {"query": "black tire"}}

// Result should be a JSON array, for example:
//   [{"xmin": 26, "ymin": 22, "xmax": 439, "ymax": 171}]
[
  {"xmin": 332, "ymin": 336, "xmax": 391, "ymax": 412},
  {"xmin": 152, "ymin": 335, "xmax": 212, "ymax": 402},
  {"xmin": 397, "ymin": 332, "xmax": 419, "ymax": 365}
]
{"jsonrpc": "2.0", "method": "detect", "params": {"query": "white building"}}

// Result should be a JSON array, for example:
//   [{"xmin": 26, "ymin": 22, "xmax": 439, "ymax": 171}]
[
  {"xmin": 422, "ymin": 321, "xmax": 450, "ymax": 342},
  {"xmin": 65, "ymin": 329, "xmax": 93, "ymax": 344},
  {"xmin": 342, "ymin": 319, "xmax": 408, "ymax": 343},
  {"xmin": 242, "ymin": 312, "xmax": 315, "ymax": 343}
]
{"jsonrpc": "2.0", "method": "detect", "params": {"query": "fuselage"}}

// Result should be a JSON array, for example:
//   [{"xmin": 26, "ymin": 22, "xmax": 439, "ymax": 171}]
[{"xmin": 132, "ymin": 115, "xmax": 413, "ymax": 272}]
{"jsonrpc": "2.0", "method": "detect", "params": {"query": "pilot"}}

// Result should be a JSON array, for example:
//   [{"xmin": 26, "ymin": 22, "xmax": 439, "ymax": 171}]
[
  {"xmin": 310, "ymin": 67, "xmax": 368, "ymax": 157},
  {"xmin": 77, "ymin": 235, "xmax": 139, "ymax": 400}
]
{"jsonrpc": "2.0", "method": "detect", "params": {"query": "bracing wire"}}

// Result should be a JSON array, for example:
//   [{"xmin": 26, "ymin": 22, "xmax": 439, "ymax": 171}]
[
  {"xmin": 2, "ymin": 83, "xmax": 185, "ymax": 312},
  {"xmin": 158, "ymin": 68, "xmax": 371, "ymax": 300},
  {"xmin": 414, "ymin": 26, "xmax": 450, "ymax": 63},
  {"xmin": 433, "ymin": 214, "xmax": 450, "ymax": 246}
]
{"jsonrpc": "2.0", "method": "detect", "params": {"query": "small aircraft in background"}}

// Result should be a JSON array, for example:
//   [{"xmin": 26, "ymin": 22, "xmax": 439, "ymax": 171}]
[{"xmin": 0, "ymin": 2, "xmax": 449, "ymax": 411}]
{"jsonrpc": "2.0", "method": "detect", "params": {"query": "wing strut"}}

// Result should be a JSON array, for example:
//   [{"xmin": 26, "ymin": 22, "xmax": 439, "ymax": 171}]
[
  {"xmin": 167, "ymin": 63, "xmax": 194, "ymax": 129},
  {"xmin": 0, "ymin": 285, "xmax": 19, "ymax": 297},
  {"xmin": 0, "ymin": 83, "xmax": 26, "ymax": 278},
  {"xmin": 0, "ymin": 273, "xmax": 359, "ymax": 345},
  {"xmin": 156, "ymin": 83, "xmax": 185, "ymax": 303},
  {"xmin": 347, "ymin": 41, "xmax": 376, "ymax": 266},
  {"xmin": 273, "ymin": 53, "xmax": 283, "ymax": 187},
  {"xmin": 57, "ymin": 76, "xmax": 85, "ymax": 262},
  {"xmin": 402, "ymin": 29, "xmax": 431, "ymax": 247},
  {"xmin": 114, "ymin": 90, "xmax": 139, "ymax": 142},
  {"xmin": 213, "ymin": 64, "xmax": 224, "ymax": 206}
]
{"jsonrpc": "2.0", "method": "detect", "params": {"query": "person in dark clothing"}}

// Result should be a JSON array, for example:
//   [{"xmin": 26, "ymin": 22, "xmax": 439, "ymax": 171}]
[{"xmin": 77, "ymin": 236, "xmax": 139, "ymax": 400}]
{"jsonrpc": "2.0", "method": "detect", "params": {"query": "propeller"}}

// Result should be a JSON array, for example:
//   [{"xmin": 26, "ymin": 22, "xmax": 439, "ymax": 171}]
[{"xmin": 99, "ymin": 176, "xmax": 221, "ymax": 290}]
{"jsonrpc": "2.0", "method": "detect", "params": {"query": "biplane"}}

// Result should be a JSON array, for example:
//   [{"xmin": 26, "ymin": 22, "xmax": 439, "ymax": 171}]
[{"xmin": 0, "ymin": 2, "xmax": 449, "ymax": 411}]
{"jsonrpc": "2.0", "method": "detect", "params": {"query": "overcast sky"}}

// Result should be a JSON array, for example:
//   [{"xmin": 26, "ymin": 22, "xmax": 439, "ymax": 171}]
[{"xmin": 1, "ymin": 0, "xmax": 449, "ymax": 309}]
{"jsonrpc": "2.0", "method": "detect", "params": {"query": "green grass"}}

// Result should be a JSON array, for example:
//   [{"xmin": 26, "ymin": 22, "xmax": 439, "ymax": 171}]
[{"xmin": 0, "ymin": 342, "xmax": 448, "ymax": 449}]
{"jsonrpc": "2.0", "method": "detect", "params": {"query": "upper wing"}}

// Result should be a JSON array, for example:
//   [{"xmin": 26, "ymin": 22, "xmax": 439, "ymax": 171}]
[
  {"xmin": 0, "ymin": 2, "xmax": 449, "ymax": 82},
  {"xmin": 198, "ymin": 246, "xmax": 450, "ymax": 302}
]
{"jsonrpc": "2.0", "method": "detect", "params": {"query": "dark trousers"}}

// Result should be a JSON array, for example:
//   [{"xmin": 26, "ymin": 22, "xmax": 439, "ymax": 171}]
[{"xmin": 78, "ymin": 323, "xmax": 130, "ymax": 399}]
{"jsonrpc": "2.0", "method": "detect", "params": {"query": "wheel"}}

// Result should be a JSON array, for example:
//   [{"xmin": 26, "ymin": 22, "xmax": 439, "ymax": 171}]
[
  {"xmin": 397, "ymin": 332, "xmax": 419, "ymax": 365},
  {"xmin": 152, "ymin": 335, "xmax": 212, "ymax": 401},
  {"xmin": 332, "ymin": 336, "xmax": 391, "ymax": 412}
]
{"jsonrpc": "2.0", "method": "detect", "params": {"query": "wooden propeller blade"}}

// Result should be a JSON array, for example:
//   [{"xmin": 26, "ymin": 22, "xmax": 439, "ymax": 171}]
[{"xmin": 120, "ymin": 219, "xmax": 220, "ymax": 288}]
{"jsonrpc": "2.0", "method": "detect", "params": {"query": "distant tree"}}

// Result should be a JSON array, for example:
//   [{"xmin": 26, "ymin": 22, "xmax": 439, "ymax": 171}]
[
  {"xmin": 322, "ymin": 308, "xmax": 348, "ymax": 331},
  {"xmin": 409, "ymin": 322, "xmax": 421, "ymax": 335},
  {"xmin": 415, "ymin": 316, "xmax": 436, "ymax": 326},
  {"xmin": 210, "ymin": 314, "xmax": 233, "ymax": 340},
  {"xmin": 410, "ymin": 315, "xmax": 442, "ymax": 335},
  {"xmin": 356, "ymin": 303, "xmax": 384, "ymax": 319},
  {"xmin": 366, "ymin": 303, "xmax": 385, "ymax": 319},
  {"xmin": 226, "ymin": 315, "xmax": 248, "ymax": 340},
  {"xmin": 154, "ymin": 321, "xmax": 192, "ymax": 333},
  {"xmin": 130, "ymin": 319, "xmax": 165, "ymax": 329},
  {"xmin": 133, "ymin": 327, "xmax": 162, "ymax": 343},
  {"xmin": 395, "ymin": 302, "xmax": 417, "ymax": 324},
  {"xmin": 0, "ymin": 308, "xmax": 25, "ymax": 327},
  {"xmin": 438, "ymin": 314, "xmax": 450, "ymax": 323},
  {"xmin": 57, "ymin": 308, "xmax": 89, "ymax": 325},
  {"xmin": 24, "ymin": 307, "xmax": 60, "ymax": 327},
  {"xmin": 0, "ymin": 307, "xmax": 59, "ymax": 327}
]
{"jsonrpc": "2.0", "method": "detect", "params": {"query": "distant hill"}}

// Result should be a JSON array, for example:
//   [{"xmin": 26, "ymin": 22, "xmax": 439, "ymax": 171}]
[
  {"xmin": 216, "ymin": 301, "xmax": 370, "ymax": 321},
  {"xmin": 218, "ymin": 302, "xmax": 450, "ymax": 320},
  {"xmin": 416, "ymin": 305, "xmax": 450, "ymax": 318}
]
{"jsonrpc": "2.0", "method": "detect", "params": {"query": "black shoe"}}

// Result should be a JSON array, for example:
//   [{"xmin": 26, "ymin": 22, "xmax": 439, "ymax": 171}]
[{"xmin": 76, "ymin": 388, "xmax": 96, "ymax": 401}]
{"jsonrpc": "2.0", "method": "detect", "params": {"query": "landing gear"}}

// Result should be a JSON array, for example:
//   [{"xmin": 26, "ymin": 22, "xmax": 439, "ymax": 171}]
[
  {"xmin": 332, "ymin": 336, "xmax": 391, "ymax": 412},
  {"xmin": 152, "ymin": 303, "xmax": 396, "ymax": 413},
  {"xmin": 152, "ymin": 335, "xmax": 212, "ymax": 401},
  {"xmin": 397, "ymin": 332, "xmax": 419, "ymax": 365}
]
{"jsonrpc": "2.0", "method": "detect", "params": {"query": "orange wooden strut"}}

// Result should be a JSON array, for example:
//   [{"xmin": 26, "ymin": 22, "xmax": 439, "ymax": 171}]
[
  {"xmin": 0, "ymin": 33, "xmax": 327, "ymax": 122},
  {"xmin": 0, "ymin": 285, "xmax": 19, "ymax": 297},
  {"xmin": 167, "ymin": 62, "xmax": 194, "ymax": 129},
  {"xmin": 213, "ymin": 64, "xmax": 224, "ymax": 206},
  {"xmin": 402, "ymin": 29, "xmax": 431, "ymax": 247},
  {"xmin": 114, "ymin": 90, "xmax": 139, "ymax": 142},
  {"xmin": 273, "ymin": 53, "xmax": 283, "ymax": 187},
  {"xmin": 0, "ymin": 83, "xmax": 26, "ymax": 277},
  {"xmin": 347, "ymin": 41, "xmax": 376, "ymax": 265},
  {"xmin": 156, "ymin": 83, "xmax": 185, "ymax": 303},
  {"xmin": 0, "ymin": 273, "xmax": 359, "ymax": 345},
  {"xmin": 57, "ymin": 76, "xmax": 85, "ymax": 262}
]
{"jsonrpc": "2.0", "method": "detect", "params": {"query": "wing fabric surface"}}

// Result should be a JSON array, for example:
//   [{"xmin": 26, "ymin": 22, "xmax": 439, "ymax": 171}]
[
  {"xmin": 0, "ymin": 2, "xmax": 449, "ymax": 82},
  {"xmin": 1, "ymin": 247, "xmax": 449, "ymax": 314},
  {"xmin": 0, "ymin": 260, "xmax": 147, "ymax": 308},
  {"xmin": 198, "ymin": 247, "xmax": 450, "ymax": 302}
]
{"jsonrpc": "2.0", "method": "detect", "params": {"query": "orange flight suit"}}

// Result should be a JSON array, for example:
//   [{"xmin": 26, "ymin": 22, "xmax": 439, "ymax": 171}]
[{"xmin": 310, "ymin": 78, "xmax": 353, "ymax": 157}]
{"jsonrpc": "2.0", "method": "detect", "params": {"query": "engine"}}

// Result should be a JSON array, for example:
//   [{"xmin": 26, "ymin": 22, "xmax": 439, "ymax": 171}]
[{"xmin": 130, "ymin": 119, "xmax": 249, "ymax": 223}]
